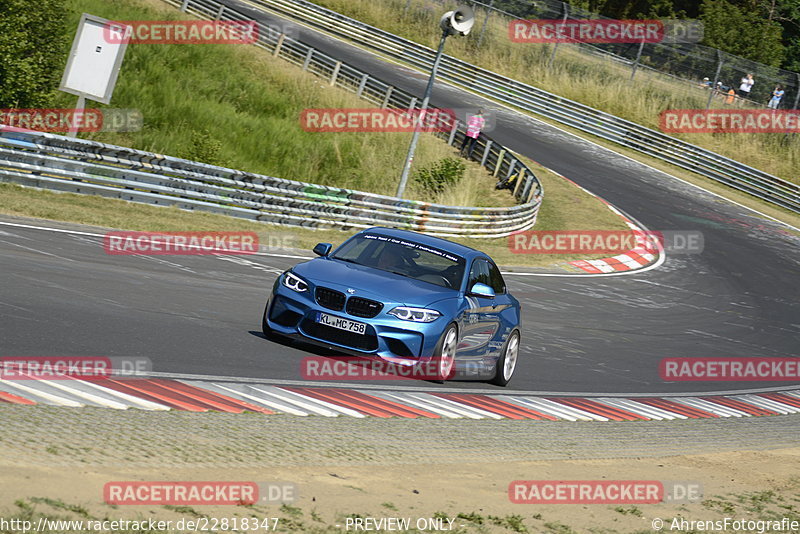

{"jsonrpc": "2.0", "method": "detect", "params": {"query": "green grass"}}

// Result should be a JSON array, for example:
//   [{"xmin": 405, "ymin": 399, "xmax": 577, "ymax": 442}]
[
  {"xmin": 311, "ymin": 0, "xmax": 799, "ymax": 185},
  {"xmin": 44, "ymin": 0, "xmax": 510, "ymax": 208}
]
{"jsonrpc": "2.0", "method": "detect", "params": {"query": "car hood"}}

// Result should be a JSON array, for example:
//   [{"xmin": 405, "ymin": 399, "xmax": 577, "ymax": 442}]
[{"xmin": 292, "ymin": 257, "xmax": 457, "ymax": 307}]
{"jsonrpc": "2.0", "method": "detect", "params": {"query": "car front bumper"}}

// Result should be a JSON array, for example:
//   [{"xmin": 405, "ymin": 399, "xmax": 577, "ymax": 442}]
[{"xmin": 265, "ymin": 285, "xmax": 450, "ymax": 366}]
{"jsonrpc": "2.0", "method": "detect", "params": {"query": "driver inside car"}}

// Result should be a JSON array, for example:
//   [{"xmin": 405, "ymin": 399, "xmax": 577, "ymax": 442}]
[{"xmin": 376, "ymin": 245, "xmax": 407, "ymax": 272}]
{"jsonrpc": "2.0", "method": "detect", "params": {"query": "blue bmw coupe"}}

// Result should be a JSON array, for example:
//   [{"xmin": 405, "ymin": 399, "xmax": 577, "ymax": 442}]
[{"xmin": 262, "ymin": 227, "xmax": 521, "ymax": 385}]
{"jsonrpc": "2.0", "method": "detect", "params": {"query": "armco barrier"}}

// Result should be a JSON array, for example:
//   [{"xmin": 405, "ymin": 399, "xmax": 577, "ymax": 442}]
[
  {"xmin": 0, "ymin": 1, "xmax": 545, "ymax": 238},
  {"xmin": 231, "ymin": 0, "xmax": 800, "ymax": 214},
  {"xmin": 0, "ymin": 127, "xmax": 538, "ymax": 237}
]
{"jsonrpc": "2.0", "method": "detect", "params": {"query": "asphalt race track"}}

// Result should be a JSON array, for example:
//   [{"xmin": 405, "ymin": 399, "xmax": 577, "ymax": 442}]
[{"xmin": 1, "ymin": 0, "xmax": 798, "ymax": 395}]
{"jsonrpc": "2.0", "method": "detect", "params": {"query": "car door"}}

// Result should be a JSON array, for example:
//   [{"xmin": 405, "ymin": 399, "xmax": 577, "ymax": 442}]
[
  {"xmin": 483, "ymin": 259, "xmax": 516, "ymax": 366},
  {"xmin": 459, "ymin": 258, "xmax": 502, "ymax": 372}
]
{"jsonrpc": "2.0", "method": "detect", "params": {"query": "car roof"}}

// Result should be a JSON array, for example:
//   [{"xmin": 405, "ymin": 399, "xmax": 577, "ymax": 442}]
[{"xmin": 359, "ymin": 227, "xmax": 486, "ymax": 260}]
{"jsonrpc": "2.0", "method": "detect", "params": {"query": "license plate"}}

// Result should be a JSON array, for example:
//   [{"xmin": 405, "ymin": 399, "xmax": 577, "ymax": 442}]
[{"xmin": 317, "ymin": 312, "xmax": 367, "ymax": 335}]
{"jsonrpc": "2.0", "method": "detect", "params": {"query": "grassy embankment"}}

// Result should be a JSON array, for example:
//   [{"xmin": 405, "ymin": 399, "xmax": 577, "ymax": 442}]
[{"xmin": 313, "ymin": 0, "xmax": 798, "ymax": 188}]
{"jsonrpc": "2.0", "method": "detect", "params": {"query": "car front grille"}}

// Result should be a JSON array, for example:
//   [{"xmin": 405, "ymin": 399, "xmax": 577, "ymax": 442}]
[
  {"xmin": 300, "ymin": 318, "xmax": 378, "ymax": 351},
  {"xmin": 315, "ymin": 286, "xmax": 345, "ymax": 311},
  {"xmin": 346, "ymin": 297, "xmax": 383, "ymax": 318}
]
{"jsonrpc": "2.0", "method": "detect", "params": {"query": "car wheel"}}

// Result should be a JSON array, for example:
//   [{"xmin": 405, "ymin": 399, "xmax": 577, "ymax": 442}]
[
  {"xmin": 431, "ymin": 324, "xmax": 458, "ymax": 381},
  {"xmin": 490, "ymin": 330, "xmax": 519, "ymax": 386}
]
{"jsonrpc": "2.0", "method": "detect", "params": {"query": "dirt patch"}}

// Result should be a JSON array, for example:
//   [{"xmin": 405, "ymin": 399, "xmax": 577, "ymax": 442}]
[{"xmin": 1, "ymin": 407, "xmax": 798, "ymax": 532}]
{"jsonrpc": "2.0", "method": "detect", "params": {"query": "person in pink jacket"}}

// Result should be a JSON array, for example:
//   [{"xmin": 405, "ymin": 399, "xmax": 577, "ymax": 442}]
[{"xmin": 460, "ymin": 109, "xmax": 485, "ymax": 158}]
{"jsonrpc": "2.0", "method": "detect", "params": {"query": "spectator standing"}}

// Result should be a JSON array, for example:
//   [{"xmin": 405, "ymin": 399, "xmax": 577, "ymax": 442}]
[
  {"xmin": 738, "ymin": 74, "xmax": 754, "ymax": 100},
  {"xmin": 725, "ymin": 87, "xmax": 736, "ymax": 105},
  {"xmin": 460, "ymin": 109, "xmax": 485, "ymax": 159},
  {"xmin": 768, "ymin": 85, "xmax": 784, "ymax": 109}
]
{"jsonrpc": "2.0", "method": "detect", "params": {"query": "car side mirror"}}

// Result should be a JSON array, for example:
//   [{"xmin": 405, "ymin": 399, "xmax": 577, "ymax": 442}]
[
  {"xmin": 469, "ymin": 283, "xmax": 495, "ymax": 298},
  {"xmin": 313, "ymin": 243, "xmax": 332, "ymax": 257}
]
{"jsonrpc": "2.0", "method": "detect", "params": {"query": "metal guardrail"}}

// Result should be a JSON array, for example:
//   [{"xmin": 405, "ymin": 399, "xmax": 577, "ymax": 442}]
[
  {"xmin": 241, "ymin": 0, "xmax": 800, "ymax": 214},
  {"xmin": 0, "ymin": 127, "xmax": 538, "ymax": 238},
  {"xmin": 0, "ymin": 0, "xmax": 545, "ymax": 239}
]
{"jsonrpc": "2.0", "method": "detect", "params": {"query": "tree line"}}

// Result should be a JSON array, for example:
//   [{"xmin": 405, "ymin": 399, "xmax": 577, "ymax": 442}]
[{"xmin": 495, "ymin": 0, "xmax": 800, "ymax": 71}]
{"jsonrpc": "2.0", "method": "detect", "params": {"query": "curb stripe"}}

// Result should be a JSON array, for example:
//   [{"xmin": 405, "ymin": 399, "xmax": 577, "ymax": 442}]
[
  {"xmin": 442, "ymin": 393, "xmax": 557, "ymax": 420},
  {"xmin": 404, "ymin": 392, "xmax": 497, "ymax": 419},
  {"xmin": 0, "ymin": 379, "xmax": 84, "ymax": 407},
  {"xmin": 431, "ymin": 393, "xmax": 530, "ymax": 420},
  {"xmin": 736, "ymin": 395, "xmax": 799, "ymax": 415},
  {"xmin": 371, "ymin": 391, "xmax": 464, "ymax": 419},
  {"xmin": 353, "ymin": 390, "xmax": 442, "ymax": 419},
  {"xmin": 670, "ymin": 397, "xmax": 746, "ymax": 417},
  {"xmin": 270, "ymin": 387, "xmax": 364, "ymax": 418},
  {"xmin": 632, "ymin": 397, "xmax": 717, "ymax": 419},
  {"xmin": 502, "ymin": 396, "xmax": 601, "ymax": 421},
  {"xmin": 286, "ymin": 387, "xmax": 396, "ymax": 418},
  {"xmin": 94, "ymin": 379, "xmax": 209, "ymax": 412},
  {"xmin": 164, "ymin": 379, "xmax": 275, "ymax": 414},
  {"xmin": 29, "ymin": 379, "xmax": 130, "ymax": 410},
  {"xmin": 188, "ymin": 382, "xmax": 311, "ymax": 416},
  {"xmin": 549, "ymin": 397, "xmax": 648, "ymax": 421},
  {"xmin": 3, "ymin": 376, "xmax": 800, "ymax": 422},
  {"xmin": 0, "ymin": 390, "xmax": 37, "ymax": 405},
  {"xmin": 597, "ymin": 398, "xmax": 686, "ymax": 421},
  {"xmin": 245, "ymin": 385, "xmax": 340, "ymax": 417},
  {"xmin": 147, "ymin": 379, "xmax": 249, "ymax": 413},
  {"xmin": 702, "ymin": 396, "xmax": 778, "ymax": 417},
  {"xmin": 759, "ymin": 392, "xmax": 800, "ymax": 410},
  {"xmin": 322, "ymin": 388, "xmax": 426, "ymax": 418},
  {"xmin": 70, "ymin": 377, "xmax": 171, "ymax": 411},
  {"xmin": 249, "ymin": 386, "xmax": 347, "ymax": 417}
]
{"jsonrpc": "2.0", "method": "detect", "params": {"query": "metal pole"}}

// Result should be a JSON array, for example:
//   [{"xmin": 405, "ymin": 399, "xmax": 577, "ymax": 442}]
[
  {"xmin": 67, "ymin": 94, "xmax": 85, "ymax": 138},
  {"xmin": 476, "ymin": 0, "xmax": 494, "ymax": 49},
  {"xmin": 396, "ymin": 29, "xmax": 449, "ymax": 198},
  {"xmin": 785, "ymin": 72, "xmax": 800, "ymax": 143},
  {"xmin": 706, "ymin": 50, "xmax": 723, "ymax": 110},
  {"xmin": 793, "ymin": 73, "xmax": 800, "ymax": 110},
  {"xmin": 547, "ymin": 2, "xmax": 568, "ymax": 69},
  {"xmin": 630, "ymin": 39, "xmax": 645, "ymax": 81}
]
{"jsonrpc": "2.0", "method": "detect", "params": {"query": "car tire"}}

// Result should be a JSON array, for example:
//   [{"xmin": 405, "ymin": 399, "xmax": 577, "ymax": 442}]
[
  {"xmin": 430, "ymin": 323, "xmax": 458, "ymax": 381},
  {"xmin": 490, "ymin": 329, "xmax": 520, "ymax": 387}
]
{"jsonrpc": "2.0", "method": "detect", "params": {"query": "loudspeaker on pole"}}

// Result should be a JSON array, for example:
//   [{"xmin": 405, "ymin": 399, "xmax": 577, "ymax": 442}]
[{"xmin": 440, "ymin": 6, "xmax": 475, "ymax": 36}]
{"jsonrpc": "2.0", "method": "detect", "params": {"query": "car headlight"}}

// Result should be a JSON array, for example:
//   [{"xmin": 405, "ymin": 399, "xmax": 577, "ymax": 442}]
[
  {"xmin": 282, "ymin": 271, "xmax": 308, "ymax": 293},
  {"xmin": 387, "ymin": 306, "xmax": 441, "ymax": 323}
]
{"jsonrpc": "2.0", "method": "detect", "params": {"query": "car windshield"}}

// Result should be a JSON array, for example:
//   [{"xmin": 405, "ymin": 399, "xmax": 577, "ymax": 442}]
[{"xmin": 331, "ymin": 233, "xmax": 465, "ymax": 289}]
